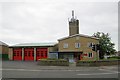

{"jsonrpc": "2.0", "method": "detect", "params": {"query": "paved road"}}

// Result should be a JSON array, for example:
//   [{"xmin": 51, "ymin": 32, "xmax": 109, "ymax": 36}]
[
  {"xmin": 2, "ymin": 68, "xmax": 119, "ymax": 78},
  {"xmin": 1, "ymin": 61, "xmax": 120, "ymax": 78}
]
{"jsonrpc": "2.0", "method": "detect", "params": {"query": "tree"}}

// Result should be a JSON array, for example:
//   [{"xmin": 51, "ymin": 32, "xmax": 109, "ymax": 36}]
[{"xmin": 92, "ymin": 32, "xmax": 116, "ymax": 59}]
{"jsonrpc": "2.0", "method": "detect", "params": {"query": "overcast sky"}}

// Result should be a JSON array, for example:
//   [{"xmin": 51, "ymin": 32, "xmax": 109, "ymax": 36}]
[{"xmin": 0, "ymin": 0, "xmax": 118, "ymax": 51}]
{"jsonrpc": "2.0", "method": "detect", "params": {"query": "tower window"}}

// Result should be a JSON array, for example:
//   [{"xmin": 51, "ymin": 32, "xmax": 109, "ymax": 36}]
[
  {"xmin": 75, "ymin": 43, "xmax": 80, "ymax": 48},
  {"xmin": 63, "ymin": 43, "xmax": 68, "ymax": 48}
]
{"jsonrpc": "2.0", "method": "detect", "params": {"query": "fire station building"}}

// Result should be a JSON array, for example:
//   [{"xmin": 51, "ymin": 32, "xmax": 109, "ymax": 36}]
[
  {"xmin": 8, "ymin": 11, "xmax": 99, "ymax": 61},
  {"xmin": 9, "ymin": 43, "xmax": 58, "ymax": 61},
  {"xmin": 58, "ymin": 34, "xmax": 99, "ymax": 62},
  {"xmin": 57, "ymin": 11, "xmax": 99, "ymax": 61}
]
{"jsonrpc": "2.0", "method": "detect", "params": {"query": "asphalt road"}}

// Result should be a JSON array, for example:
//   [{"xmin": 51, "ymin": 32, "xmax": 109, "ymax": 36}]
[
  {"xmin": 2, "ymin": 68, "xmax": 119, "ymax": 78},
  {"xmin": 1, "ymin": 61, "xmax": 120, "ymax": 78}
]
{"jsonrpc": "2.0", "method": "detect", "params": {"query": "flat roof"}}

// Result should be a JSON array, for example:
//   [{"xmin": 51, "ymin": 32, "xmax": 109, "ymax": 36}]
[{"xmin": 10, "ymin": 42, "xmax": 57, "ymax": 47}]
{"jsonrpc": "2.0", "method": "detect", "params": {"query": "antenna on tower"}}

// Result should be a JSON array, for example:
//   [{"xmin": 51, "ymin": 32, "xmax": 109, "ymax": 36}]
[{"xmin": 72, "ymin": 10, "xmax": 74, "ymax": 19}]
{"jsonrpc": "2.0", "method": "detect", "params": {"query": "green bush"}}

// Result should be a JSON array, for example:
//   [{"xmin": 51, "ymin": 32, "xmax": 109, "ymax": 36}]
[
  {"xmin": 77, "ymin": 60, "xmax": 96, "ymax": 63},
  {"xmin": 37, "ymin": 58, "xmax": 69, "ymax": 66},
  {"xmin": 108, "ymin": 56, "xmax": 120, "ymax": 60},
  {"xmin": 76, "ymin": 60, "xmax": 120, "ymax": 66},
  {"xmin": 46, "ymin": 58, "xmax": 58, "ymax": 60}
]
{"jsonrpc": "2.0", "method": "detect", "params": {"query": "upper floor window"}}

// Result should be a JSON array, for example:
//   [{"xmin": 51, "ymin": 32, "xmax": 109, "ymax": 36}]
[
  {"xmin": 75, "ymin": 43, "xmax": 80, "ymax": 48},
  {"xmin": 63, "ymin": 43, "xmax": 68, "ymax": 48},
  {"xmin": 87, "ymin": 42, "xmax": 94, "ymax": 48}
]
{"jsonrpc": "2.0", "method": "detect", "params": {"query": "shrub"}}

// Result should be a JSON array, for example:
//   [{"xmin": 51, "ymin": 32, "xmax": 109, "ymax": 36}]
[
  {"xmin": 76, "ymin": 60, "xmax": 120, "ymax": 66},
  {"xmin": 108, "ymin": 56, "xmax": 120, "ymax": 60},
  {"xmin": 37, "ymin": 58, "xmax": 69, "ymax": 66},
  {"xmin": 77, "ymin": 60, "xmax": 96, "ymax": 63},
  {"xmin": 46, "ymin": 58, "xmax": 58, "ymax": 60}
]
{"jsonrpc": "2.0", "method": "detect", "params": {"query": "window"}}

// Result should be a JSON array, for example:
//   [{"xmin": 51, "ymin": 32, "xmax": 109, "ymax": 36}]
[
  {"xmin": 32, "ymin": 51, "xmax": 33, "ymax": 54},
  {"xmin": 41, "ymin": 53, "xmax": 43, "ymax": 57},
  {"xmin": 75, "ymin": 43, "xmax": 80, "ymax": 48},
  {"xmin": 41, "ymin": 51, "xmax": 43, "ymax": 54},
  {"xmin": 24, "ymin": 51, "xmax": 27, "ymax": 56},
  {"xmin": 87, "ymin": 42, "xmax": 93, "ymax": 48},
  {"xmin": 37, "ymin": 53, "xmax": 39, "ymax": 57},
  {"xmin": 28, "ymin": 52, "xmax": 30, "ymax": 57},
  {"xmin": 45, "ymin": 51, "xmax": 47, "ymax": 54},
  {"xmin": 45, "ymin": 53, "xmax": 47, "ymax": 57},
  {"xmin": 88, "ymin": 52, "xmax": 93, "ymax": 58},
  {"xmin": 63, "ymin": 43, "xmax": 68, "ymax": 48},
  {"xmin": 32, "ymin": 53, "xmax": 34, "ymax": 57},
  {"xmin": 17, "ymin": 52, "xmax": 19, "ymax": 56},
  {"xmin": 13, "ymin": 53, "xmax": 16, "ymax": 56},
  {"xmin": 39, "ymin": 53, "xmax": 41, "ymax": 57},
  {"xmin": 44, "ymin": 51, "xmax": 47, "ymax": 57},
  {"xmin": 20, "ymin": 53, "xmax": 22, "ymax": 56},
  {"xmin": 36, "ymin": 51, "xmax": 39, "ymax": 54}
]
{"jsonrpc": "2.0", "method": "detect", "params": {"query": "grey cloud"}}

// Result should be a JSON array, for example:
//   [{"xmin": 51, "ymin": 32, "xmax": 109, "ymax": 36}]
[{"xmin": 0, "ymin": 1, "xmax": 118, "ymax": 50}]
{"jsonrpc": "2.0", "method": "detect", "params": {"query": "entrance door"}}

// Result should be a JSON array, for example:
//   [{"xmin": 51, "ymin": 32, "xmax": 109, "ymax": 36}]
[
  {"xmin": 68, "ymin": 55, "xmax": 74, "ymax": 62},
  {"xmin": 24, "ymin": 48, "xmax": 34, "ymax": 61},
  {"xmin": 74, "ymin": 52, "xmax": 82, "ymax": 61},
  {"xmin": 13, "ymin": 48, "xmax": 22, "ymax": 60},
  {"xmin": 36, "ymin": 48, "xmax": 47, "ymax": 60}
]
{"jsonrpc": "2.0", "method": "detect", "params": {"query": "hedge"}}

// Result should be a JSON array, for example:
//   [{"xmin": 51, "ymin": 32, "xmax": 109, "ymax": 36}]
[
  {"xmin": 37, "ymin": 58, "xmax": 69, "ymax": 66},
  {"xmin": 107, "ymin": 56, "xmax": 120, "ymax": 60},
  {"xmin": 76, "ymin": 60, "xmax": 120, "ymax": 66}
]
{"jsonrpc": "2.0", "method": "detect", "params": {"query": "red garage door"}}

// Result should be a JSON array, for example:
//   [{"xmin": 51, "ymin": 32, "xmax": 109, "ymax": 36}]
[
  {"xmin": 13, "ymin": 48, "xmax": 22, "ymax": 60},
  {"xmin": 36, "ymin": 48, "xmax": 48, "ymax": 61},
  {"xmin": 24, "ymin": 48, "xmax": 34, "ymax": 61}
]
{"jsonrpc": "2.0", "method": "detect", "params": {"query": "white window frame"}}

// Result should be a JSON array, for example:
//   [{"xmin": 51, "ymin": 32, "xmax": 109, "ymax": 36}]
[
  {"xmin": 87, "ymin": 42, "xmax": 94, "ymax": 48},
  {"xmin": 63, "ymin": 43, "xmax": 68, "ymax": 48},
  {"xmin": 75, "ymin": 43, "xmax": 81, "ymax": 48},
  {"xmin": 88, "ymin": 52, "xmax": 93, "ymax": 58}
]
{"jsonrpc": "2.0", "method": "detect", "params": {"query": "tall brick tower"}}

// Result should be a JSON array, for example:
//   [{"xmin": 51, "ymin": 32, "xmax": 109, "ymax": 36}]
[{"xmin": 69, "ymin": 10, "xmax": 79, "ymax": 36}]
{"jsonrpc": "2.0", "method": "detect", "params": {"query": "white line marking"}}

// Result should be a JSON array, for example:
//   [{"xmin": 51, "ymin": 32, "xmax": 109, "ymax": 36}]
[
  {"xmin": 2, "ymin": 69, "xmax": 25, "ymax": 71},
  {"xmin": 2, "ymin": 69, "xmax": 43, "ymax": 71},
  {"xmin": 99, "ymin": 69, "xmax": 119, "ymax": 73},
  {"xmin": 77, "ymin": 72, "xmax": 119, "ymax": 76},
  {"xmin": 2, "ymin": 68, "xmax": 120, "ymax": 76},
  {"xmin": 1, "ymin": 68, "xmax": 84, "ymax": 72},
  {"xmin": 1, "ymin": 68, "xmax": 78, "ymax": 72}
]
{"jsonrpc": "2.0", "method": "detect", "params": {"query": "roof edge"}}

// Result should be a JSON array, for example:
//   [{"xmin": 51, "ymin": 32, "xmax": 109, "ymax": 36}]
[
  {"xmin": 0, "ymin": 41, "xmax": 9, "ymax": 46},
  {"xmin": 58, "ymin": 34, "xmax": 99, "ymax": 41},
  {"xmin": 10, "ymin": 42, "xmax": 58, "ymax": 47}
]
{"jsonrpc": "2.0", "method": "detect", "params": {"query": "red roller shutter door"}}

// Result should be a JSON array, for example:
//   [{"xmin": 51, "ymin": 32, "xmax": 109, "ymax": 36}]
[
  {"xmin": 24, "ymin": 48, "xmax": 34, "ymax": 61},
  {"xmin": 13, "ymin": 48, "xmax": 22, "ymax": 60},
  {"xmin": 36, "ymin": 48, "xmax": 48, "ymax": 61}
]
